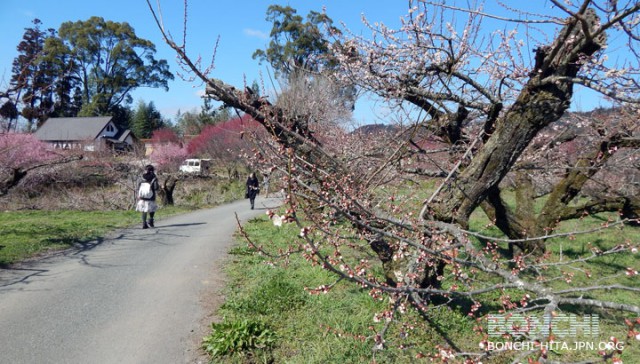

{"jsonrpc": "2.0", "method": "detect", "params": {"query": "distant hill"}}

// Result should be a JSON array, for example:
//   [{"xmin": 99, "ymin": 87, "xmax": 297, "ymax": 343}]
[{"xmin": 351, "ymin": 123, "xmax": 399, "ymax": 136}]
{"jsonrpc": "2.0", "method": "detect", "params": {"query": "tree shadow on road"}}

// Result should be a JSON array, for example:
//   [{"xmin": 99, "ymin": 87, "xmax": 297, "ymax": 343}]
[
  {"xmin": 0, "ymin": 264, "xmax": 49, "ymax": 287},
  {"xmin": 157, "ymin": 222, "xmax": 207, "ymax": 228}
]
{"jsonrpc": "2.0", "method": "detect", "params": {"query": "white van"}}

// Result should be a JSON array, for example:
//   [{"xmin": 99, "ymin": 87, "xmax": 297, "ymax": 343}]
[{"xmin": 179, "ymin": 159, "xmax": 211, "ymax": 174}]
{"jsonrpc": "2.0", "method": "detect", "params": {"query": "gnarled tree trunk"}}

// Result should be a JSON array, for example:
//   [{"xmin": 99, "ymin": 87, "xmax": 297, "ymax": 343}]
[
  {"xmin": 160, "ymin": 175, "xmax": 177, "ymax": 205},
  {"xmin": 427, "ymin": 9, "xmax": 607, "ymax": 233}
]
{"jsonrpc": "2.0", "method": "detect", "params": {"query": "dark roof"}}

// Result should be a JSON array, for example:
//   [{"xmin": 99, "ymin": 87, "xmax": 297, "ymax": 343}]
[
  {"xmin": 117, "ymin": 129, "xmax": 135, "ymax": 143},
  {"xmin": 34, "ymin": 116, "xmax": 113, "ymax": 141},
  {"xmin": 105, "ymin": 130, "xmax": 137, "ymax": 145}
]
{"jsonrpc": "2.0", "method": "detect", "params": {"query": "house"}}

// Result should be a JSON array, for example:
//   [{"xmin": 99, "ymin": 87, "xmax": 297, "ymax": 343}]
[{"xmin": 34, "ymin": 116, "xmax": 139, "ymax": 152}]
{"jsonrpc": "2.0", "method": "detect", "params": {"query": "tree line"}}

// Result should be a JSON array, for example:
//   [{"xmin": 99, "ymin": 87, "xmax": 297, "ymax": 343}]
[
  {"xmin": 0, "ymin": 17, "xmax": 252, "ymax": 139},
  {"xmin": 0, "ymin": 17, "xmax": 173, "ymax": 134}
]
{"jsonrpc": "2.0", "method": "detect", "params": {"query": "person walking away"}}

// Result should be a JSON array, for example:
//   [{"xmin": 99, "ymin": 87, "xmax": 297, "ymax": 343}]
[
  {"xmin": 246, "ymin": 172, "xmax": 260, "ymax": 209},
  {"xmin": 136, "ymin": 164, "xmax": 160, "ymax": 229},
  {"xmin": 262, "ymin": 172, "xmax": 270, "ymax": 198}
]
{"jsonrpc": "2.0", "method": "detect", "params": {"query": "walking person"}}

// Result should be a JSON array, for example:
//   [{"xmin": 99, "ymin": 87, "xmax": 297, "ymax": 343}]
[
  {"xmin": 136, "ymin": 164, "xmax": 160, "ymax": 229},
  {"xmin": 246, "ymin": 172, "xmax": 260, "ymax": 210},
  {"xmin": 262, "ymin": 172, "xmax": 270, "ymax": 198}
]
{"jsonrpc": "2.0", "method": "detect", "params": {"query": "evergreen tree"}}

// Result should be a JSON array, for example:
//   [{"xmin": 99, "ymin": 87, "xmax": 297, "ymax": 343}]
[
  {"xmin": 175, "ymin": 109, "xmax": 201, "ymax": 136},
  {"xmin": 51, "ymin": 17, "xmax": 174, "ymax": 116},
  {"xmin": 252, "ymin": 5, "xmax": 340, "ymax": 77},
  {"xmin": 200, "ymin": 98, "xmax": 231, "ymax": 125},
  {"xmin": 10, "ymin": 19, "xmax": 57, "ymax": 131},
  {"xmin": 132, "ymin": 100, "xmax": 164, "ymax": 139},
  {"xmin": 0, "ymin": 101, "xmax": 19, "ymax": 132},
  {"xmin": 6, "ymin": 17, "xmax": 173, "ymax": 130},
  {"xmin": 41, "ymin": 36, "xmax": 81, "ymax": 118},
  {"xmin": 110, "ymin": 104, "xmax": 132, "ymax": 131},
  {"xmin": 176, "ymin": 99, "xmax": 231, "ymax": 136}
]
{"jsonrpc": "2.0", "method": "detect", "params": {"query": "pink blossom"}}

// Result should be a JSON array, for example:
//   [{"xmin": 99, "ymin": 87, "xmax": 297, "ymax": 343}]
[
  {"xmin": 0, "ymin": 132, "xmax": 56, "ymax": 169},
  {"xmin": 149, "ymin": 142, "xmax": 189, "ymax": 169}
]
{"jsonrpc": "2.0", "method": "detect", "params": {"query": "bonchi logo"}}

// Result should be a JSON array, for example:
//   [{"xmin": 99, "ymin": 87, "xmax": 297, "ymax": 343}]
[{"xmin": 487, "ymin": 314, "xmax": 599, "ymax": 338}]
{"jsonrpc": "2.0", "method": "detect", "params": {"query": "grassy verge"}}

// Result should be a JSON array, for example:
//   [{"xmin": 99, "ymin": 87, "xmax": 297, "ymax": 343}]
[
  {"xmin": 0, "ymin": 205, "xmax": 190, "ymax": 266},
  {"xmin": 210, "ymin": 206, "xmax": 639, "ymax": 363},
  {"xmin": 208, "ymin": 216, "xmax": 391, "ymax": 363},
  {"xmin": 213, "ymin": 216, "xmax": 484, "ymax": 363},
  {"xmin": 0, "ymin": 177, "xmax": 246, "ymax": 266}
]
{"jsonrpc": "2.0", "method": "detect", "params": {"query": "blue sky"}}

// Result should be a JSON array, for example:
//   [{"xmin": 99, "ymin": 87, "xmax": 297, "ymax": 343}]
[
  {"xmin": 0, "ymin": 0, "xmax": 415, "ymax": 124},
  {"xmin": 0, "ymin": 1, "xmax": 620, "ymax": 126}
]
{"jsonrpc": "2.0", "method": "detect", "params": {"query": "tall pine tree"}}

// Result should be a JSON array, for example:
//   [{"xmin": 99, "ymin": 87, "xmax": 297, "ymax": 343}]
[
  {"xmin": 131, "ymin": 100, "xmax": 164, "ymax": 139},
  {"xmin": 10, "ymin": 19, "xmax": 57, "ymax": 131}
]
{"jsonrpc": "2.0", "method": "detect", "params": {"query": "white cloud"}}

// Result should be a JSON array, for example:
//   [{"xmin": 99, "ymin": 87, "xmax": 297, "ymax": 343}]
[{"xmin": 243, "ymin": 28, "xmax": 268, "ymax": 40}]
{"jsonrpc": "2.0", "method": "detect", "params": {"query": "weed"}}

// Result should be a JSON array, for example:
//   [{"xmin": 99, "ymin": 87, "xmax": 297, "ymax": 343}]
[{"xmin": 202, "ymin": 318, "xmax": 276, "ymax": 359}]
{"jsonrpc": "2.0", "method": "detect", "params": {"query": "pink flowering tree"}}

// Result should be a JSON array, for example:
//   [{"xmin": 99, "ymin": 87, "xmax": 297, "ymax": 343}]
[
  {"xmin": 187, "ymin": 114, "xmax": 262, "ymax": 177},
  {"xmin": 148, "ymin": 132, "xmax": 189, "ymax": 205},
  {"xmin": 149, "ymin": 141, "xmax": 188, "ymax": 171},
  {"xmin": 0, "ymin": 132, "xmax": 82, "ymax": 195},
  {"xmin": 150, "ymin": 127, "xmax": 181, "ymax": 145},
  {"xmin": 148, "ymin": 1, "xmax": 640, "ymax": 362},
  {"xmin": 148, "ymin": 128, "xmax": 187, "ymax": 169}
]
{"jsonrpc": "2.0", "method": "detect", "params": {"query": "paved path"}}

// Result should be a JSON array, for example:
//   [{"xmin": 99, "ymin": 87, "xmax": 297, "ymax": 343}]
[{"xmin": 0, "ymin": 196, "xmax": 279, "ymax": 364}]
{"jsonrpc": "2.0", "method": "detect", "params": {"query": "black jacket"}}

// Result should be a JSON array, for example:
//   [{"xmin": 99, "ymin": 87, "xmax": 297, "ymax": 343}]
[{"xmin": 246, "ymin": 176, "xmax": 260, "ymax": 199}]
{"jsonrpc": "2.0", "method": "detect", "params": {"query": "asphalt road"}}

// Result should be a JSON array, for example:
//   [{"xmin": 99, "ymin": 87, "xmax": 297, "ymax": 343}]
[{"xmin": 0, "ymin": 196, "xmax": 279, "ymax": 364}]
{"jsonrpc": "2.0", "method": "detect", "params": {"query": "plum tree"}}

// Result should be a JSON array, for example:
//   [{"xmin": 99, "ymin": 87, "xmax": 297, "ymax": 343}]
[{"xmin": 147, "ymin": 1, "xmax": 640, "ymax": 362}]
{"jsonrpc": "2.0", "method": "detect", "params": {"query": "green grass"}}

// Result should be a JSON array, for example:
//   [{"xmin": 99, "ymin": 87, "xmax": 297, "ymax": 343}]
[
  {"xmin": 466, "ymin": 204, "xmax": 640, "ymax": 363},
  {"xmin": 0, "ymin": 176, "xmax": 243, "ymax": 266},
  {"xmin": 214, "ymin": 193, "xmax": 640, "ymax": 363},
  {"xmin": 0, "ymin": 206, "xmax": 190, "ymax": 266},
  {"xmin": 215, "ymin": 218, "xmax": 383, "ymax": 362},
  {"xmin": 216, "ymin": 216, "xmax": 494, "ymax": 363}
]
